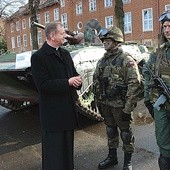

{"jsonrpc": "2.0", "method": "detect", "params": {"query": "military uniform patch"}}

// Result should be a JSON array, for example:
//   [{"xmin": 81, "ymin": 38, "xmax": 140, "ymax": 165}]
[{"xmin": 126, "ymin": 61, "xmax": 135, "ymax": 67}]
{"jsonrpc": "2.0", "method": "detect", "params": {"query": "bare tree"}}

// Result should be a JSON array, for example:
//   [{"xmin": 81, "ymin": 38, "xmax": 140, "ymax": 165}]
[
  {"xmin": 114, "ymin": 0, "xmax": 124, "ymax": 36},
  {"xmin": 29, "ymin": 0, "xmax": 40, "ymax": 50},
  {"xmin": 0, "ymin": 0, "xmax": 25, "ymax": 53},
  {"xmin": 0, "ymin": 0, "xmax": 26, "ymax": 19}
]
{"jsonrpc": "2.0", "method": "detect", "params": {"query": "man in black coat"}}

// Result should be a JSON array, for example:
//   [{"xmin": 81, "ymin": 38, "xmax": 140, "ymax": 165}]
[{"xmin": 31, "ymin": 22, "xmax": 82, "ymax": 170}]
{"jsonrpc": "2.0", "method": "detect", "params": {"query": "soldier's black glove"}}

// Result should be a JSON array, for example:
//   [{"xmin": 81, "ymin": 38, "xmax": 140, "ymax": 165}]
[
  {"xmin": 91, "ymin": 100, "xmax": 97, "ymax": 112},
  {"xmin": 144, "ymin": 100, "xmax": 154, "ymax": 119},
  {"xmin": 122, "ymin": 111, "xmax": 132, "ymax": 122}
]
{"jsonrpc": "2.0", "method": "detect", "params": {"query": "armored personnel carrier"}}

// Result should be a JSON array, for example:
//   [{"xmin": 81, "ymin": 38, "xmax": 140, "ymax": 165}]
[
  {"xmin": 0, "ymin": 46, "xmax": 105, "ymax": 121},
  {"xmin": 0, "ymin": 19, "xmax": 105, "ymax": 121}
]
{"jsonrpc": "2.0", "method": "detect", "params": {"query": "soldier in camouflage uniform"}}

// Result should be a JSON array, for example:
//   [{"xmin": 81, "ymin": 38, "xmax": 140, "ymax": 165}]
[
  {"xmin": 93, "ymin": 27, "xmax": 142, "ymax": 170},
  {"xmin": 143, "ymin": 10, "xmax": 170, "ymax": 170}
]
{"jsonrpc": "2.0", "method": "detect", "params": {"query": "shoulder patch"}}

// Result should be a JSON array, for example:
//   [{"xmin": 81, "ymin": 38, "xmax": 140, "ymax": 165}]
[{"xmin": 126, "ymin": 61, "xmax": 135, "ymax": 67}]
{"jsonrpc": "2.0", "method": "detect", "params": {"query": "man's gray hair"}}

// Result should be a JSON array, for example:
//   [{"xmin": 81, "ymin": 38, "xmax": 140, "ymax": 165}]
[{"xmin": 45, "ymin": 22, "xmax": 63, "ymax": 39}]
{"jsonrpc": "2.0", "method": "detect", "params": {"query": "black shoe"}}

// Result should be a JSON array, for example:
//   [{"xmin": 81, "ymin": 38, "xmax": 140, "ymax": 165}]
[
  {"xmin": 123, "ymin": 163, "xmax": 132, "ymax": 170},
  {"xmin": 158, "ymin": 154, "xmax": 170, "ymax": 170},
  {"xmin": 98, "ymin": 156, "xmax": 118, "ymax": 169},
  {"xmin": 123, "ymin": 152, "xmax": 132, "ymax": 170}
]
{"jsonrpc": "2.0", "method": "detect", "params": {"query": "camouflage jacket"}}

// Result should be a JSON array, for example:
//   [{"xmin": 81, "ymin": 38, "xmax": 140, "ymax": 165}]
[
  {"xmin": 143, "ymin": 42, "xmax": 170, "ymax": 104},
  {"xmin": 93, "ymin": 47, "xmax": 142, "ymax": 114}
]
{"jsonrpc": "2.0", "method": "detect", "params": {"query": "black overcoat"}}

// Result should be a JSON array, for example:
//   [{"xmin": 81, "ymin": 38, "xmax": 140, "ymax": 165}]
[{"xmin": 31, "ymin": 42, "xmax": 80, "ymax": 132}]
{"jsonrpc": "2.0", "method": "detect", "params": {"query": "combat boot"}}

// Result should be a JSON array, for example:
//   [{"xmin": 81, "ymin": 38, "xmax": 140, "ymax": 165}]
[
  {"xmin": 98, "ymin": 148, "xmax": 118, "ymax": 169},
  {"xmin": 158, "ymin": 154, "xmax": 170, "ymax": 170},
  {"xmin": 123, "ymin": 152, "xmax": 132, "ymax": 170}
]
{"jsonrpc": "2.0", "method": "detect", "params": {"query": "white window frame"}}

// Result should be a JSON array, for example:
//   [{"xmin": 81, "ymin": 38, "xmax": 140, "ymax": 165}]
[
  {"xmin": 11, "ymin": 37, "xmax": 15, "ymax": 49},
  {"xmin": 104, "ymin": 0, "xmax": 112, "ymax": 8},
  {"xmin": 29, "ymin": 17, "xmax": 31, "ymax": 28},
  {"xmin": 105, "ymin": 16, "xmax": 113, "ymax": 28},
  {"xmin": 60, "ymin": 0, "xmax": 65, "ymax": 7},
  {"xmin": 10, "ymin": 23, "xmax": 14, "ymax": 32},
  {"xmin": 23, "ymin": 34, "xmax": 27, "ymax": 47},
  {"xmin": 76, "ymin": 1, "xmax": 82, "ymax": 15},
  {"xmin": 16, "ymin": 21, "xmax": 20, "ymax": 31},
  {"xmin": 54, "ymin": 8, "xmax": 59, "ymax": 21},
  {"xmin": 165, "ymin": 4, "xmax": 170, "ymax": 11},
  {"xmin": 17, "ymin": 36, "xmax": 21, "ymax": 47},
  {"xmin": 89, "ymin": 0, "xmax": 96, "ymax": 12},
  {"xmin": 30, "ymin": 33, "xmax": 32, "ymax": 46},
  {"xmin": 142, "ymin": 8, "xmax": 153, "ymax": 32},
  {"xmin": 45, "ymin": 11, "xmax": 50, "ymax": 23},
  {"xmin": 61, "ymin": 13, "xmax": 68, "ymax": 29},
  {"xmin": 124, "ymin": 12, "xmax": 132, "ymax": 34},
  {"xmin": 122, "ymin": 0, "xmax": 131, "ymax": 4},
  {"xmin": 22, "ymin": 19, "xmax": 26, "ymax": 29},
  {"xmin": 38, "ymin": 31, "xmax": 42, "ymax": 45}
]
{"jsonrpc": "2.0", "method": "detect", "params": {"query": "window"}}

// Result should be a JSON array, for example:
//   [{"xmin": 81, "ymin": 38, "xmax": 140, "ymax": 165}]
[
  {"xmin": 54, "ymin": 8, "xmax": 59, "ymax": 21},
  {"xmin": 165, "ymin": 4, "xmax": 170, "ymax": 11},
  {"xmin": 37, "ymin": 14, "xmax": 41, "ymax": 23},
  {"xmin": 10, "ymin": 23, "xmax": 14, "ymax": 32},
  {"xmin": 45, "ymin": 11, "xmax": 50, "ymax": 23},
  {"xmin": 60, "ymin": 0, "xmax": 65, "ymax": 7},
  {"xmin": 104, "ymin": 0, "xmax": 112, "ymax": 7},
  {"xmin": 124, "ymin": 12, "xmax": 132, "ymax": 34},
  {"xmin": 23, "ymin": 34, "xmax": 27, "ymax": 47},
  {"xmin": 11, "ymin": 37, "xmax": 15, "ymax": 49},
  {"xmin": 17, "ymin": 36, "xmax": 21, "ymax": 47},
  {"xmin": 89, "ymin": 0, "xmax": 96, "ymax": 11},
  {"xmin": 22, "ymin": 19, "xmax": 26, "ymax": 29},
  {"xmin": 122, "ymin": 0, "xmax": 131, "ymax": 4},
  {"xmin": 105, "ymin": 16, "xmax": 113, "ymax": 28},
  {"xmin": 16, "ymin": 21, "xmax": 20, "ymax": 31},
  {"xmin": 61, "ymin": 13, "xmax": 68, "ymax": 29},
  {"xmin": 38, "ymin": 31, "xmax": 42, "ymax": 45},
  {"xmin": 76, "ymin": 1, "xmax": 82, "ymax": 15},
  {"xmin": 142, "ymin": 8, "xmax": 153, "ymax": 32}
]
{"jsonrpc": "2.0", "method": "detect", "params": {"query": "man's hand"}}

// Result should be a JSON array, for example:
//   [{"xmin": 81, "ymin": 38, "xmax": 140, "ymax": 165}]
[
  {"xmin": 68, "ymin": 76, "xmax": 82, "ymax": 88},
  {"xmin": 122, "ymin": 111, "xmax": 132, "ymax": 122},
  {"xmin": 144, "ymin": 100, "xmax": 154, "ymax": 118}
]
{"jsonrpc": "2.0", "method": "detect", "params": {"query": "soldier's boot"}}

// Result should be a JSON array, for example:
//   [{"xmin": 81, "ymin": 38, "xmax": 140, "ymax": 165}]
[
  {"xmin": 98, "ymin": 148, "xmax": 118, "ymax": 169},
  {"xmin": 123, "ymin": 152, "xmax": 132, "ymax": 170},
  {"xmin": 158, "ymin": 154, "xmax": 170, "ymax": 170}
]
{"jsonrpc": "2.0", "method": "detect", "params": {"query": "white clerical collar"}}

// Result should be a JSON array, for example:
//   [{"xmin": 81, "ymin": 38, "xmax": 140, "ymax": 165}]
[{"xmin": 47, "ymin": 41, "xmax": 59, "ymax": 50}]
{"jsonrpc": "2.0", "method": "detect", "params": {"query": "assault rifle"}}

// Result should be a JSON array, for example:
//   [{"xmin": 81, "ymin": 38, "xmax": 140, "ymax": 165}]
[{"xmin": 144, "ymin": 62, "xmax": 170, "ymax": 110}]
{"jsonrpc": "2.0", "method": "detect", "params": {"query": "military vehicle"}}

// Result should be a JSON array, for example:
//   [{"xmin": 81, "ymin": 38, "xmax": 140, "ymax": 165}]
[{"xmin": 0, "ymin": 19, "xmax": 105, "ymax": 122}]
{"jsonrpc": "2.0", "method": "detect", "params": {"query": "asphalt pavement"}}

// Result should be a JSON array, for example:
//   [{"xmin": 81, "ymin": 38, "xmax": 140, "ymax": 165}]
[{"xmin": 0, "ymin": 105, "xmax": 160, "ymax": 170}]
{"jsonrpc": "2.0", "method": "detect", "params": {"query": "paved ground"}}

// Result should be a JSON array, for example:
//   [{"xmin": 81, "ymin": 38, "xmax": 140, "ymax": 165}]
[{"xmin": 0, "ymin": 105, "xmax": 159, "ymax": 170}]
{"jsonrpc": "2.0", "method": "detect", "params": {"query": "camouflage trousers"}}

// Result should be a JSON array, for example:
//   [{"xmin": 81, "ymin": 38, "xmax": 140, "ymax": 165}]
[
  {"xmin": 154, "ymin": 108, "xmax": 170, "ymax": 158},
  {"xmin": 98, "ymin": 103, "xmax": 135, "ymax": 153}
]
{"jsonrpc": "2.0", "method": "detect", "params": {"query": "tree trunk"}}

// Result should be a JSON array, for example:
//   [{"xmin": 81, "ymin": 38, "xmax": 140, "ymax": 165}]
[
  {"xmin": 114, "ymin": 0, "xmax": 124, "ymax": 37},
  {"xmin": 29, "ymin": 0, "xmax": 40, "ymax": 50}
]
